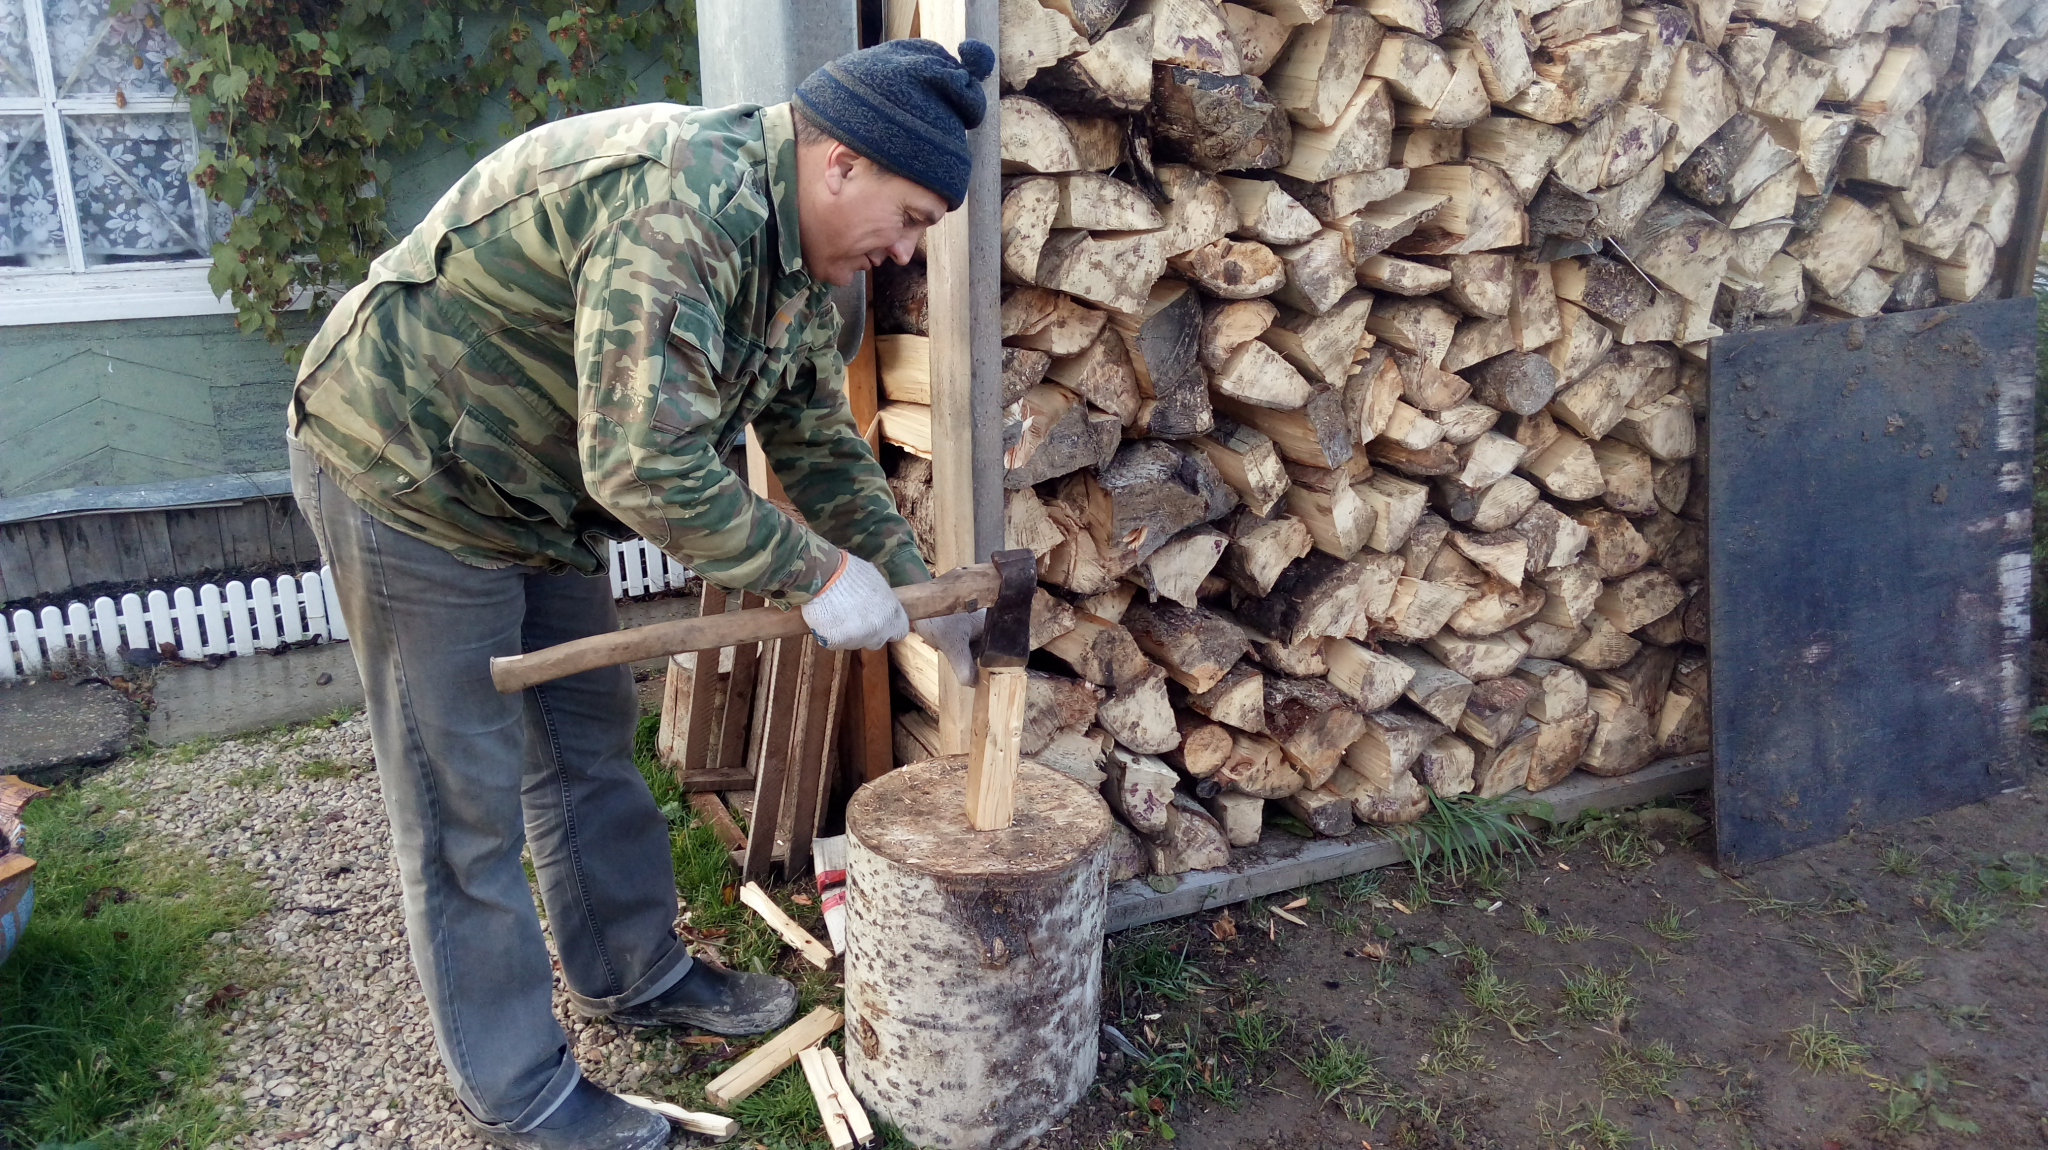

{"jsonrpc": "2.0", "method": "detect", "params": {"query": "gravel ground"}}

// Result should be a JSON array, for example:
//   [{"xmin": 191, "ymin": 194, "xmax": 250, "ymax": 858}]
[{"xmin": 109, "ymin": 714, "xmax": 693, "ymax": 1150}]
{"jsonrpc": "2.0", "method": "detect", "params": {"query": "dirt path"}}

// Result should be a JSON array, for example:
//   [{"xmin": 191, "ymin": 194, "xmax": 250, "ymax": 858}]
[{"xmin": 1040, "ymin": 781, "xmax": 2048, "ymax": 1150}]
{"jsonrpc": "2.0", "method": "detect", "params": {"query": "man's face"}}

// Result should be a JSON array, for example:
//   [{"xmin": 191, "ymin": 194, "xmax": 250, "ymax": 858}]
[{"xmin": 797, "ymin": 138, "xmax": 949, "ymax": 287}]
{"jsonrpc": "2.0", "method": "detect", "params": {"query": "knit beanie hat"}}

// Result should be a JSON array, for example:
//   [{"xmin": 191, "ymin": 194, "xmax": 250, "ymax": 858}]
[{"xmin": 794, "ymin": 39, "xmax": 995, "ymax": 211}]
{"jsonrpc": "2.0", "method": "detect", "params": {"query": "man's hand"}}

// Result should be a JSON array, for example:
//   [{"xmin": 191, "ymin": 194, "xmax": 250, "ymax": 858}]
[
  {"xmin": 800, "ymin": 553, "xmax": 909, "ymax": 649},
  {"xmin": 914, "ymin": 610, "xmax": 983, "ymax": 687}
]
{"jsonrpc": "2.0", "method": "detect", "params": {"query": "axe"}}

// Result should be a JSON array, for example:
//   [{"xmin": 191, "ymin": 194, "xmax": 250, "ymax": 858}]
[{"xmin": 487, "ymin": 550, "xmax": 1038, "ymax": 702}]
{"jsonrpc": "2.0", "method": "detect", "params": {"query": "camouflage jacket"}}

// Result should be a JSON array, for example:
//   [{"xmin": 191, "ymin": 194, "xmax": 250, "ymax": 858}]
[{"xmin": 289, "ymin": 101, "xmax": 928, "ymax": 606}]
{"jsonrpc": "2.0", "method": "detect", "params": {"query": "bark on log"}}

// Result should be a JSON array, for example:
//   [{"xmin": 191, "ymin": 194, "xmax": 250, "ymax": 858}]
[{"xmin": 844, "ymin": 759, "xmax": 1109, "ymax": 1150}]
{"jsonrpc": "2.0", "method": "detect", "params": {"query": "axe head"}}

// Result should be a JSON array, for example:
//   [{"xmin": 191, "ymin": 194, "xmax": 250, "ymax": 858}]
[{"xmin": 973, "ymin": 548, "xmax": 1037, "ymax": 670}]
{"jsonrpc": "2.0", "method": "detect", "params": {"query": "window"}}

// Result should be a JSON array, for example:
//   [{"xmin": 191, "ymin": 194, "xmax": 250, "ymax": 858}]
[{"xmin": 0, "ymin": 0, "xmax": 236, "ymax": 323}]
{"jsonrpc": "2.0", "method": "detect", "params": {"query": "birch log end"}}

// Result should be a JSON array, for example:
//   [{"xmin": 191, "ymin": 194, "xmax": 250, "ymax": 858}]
[{"xmin": 844, "ymin": 757, "xmax": 1112, "ymax": 1150}]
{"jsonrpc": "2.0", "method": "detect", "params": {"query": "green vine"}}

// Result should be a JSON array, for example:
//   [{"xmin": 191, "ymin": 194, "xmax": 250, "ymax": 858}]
[{"xmin": 135, "ymin": 0, "xmax": 696, "ymax": 348}]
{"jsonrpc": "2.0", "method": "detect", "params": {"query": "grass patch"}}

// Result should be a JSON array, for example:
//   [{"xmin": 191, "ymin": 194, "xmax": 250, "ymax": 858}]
[
  {"xmin": 1806, "ymin": 939, "xmax": 1923, "ymax": 1010},
  {"xmin": 1396, "ymin": 793, "xmax": 1550, "ymax": 885},
  {"xmin": 1105, "ymin": 927, "xmax": 1213, "ymax": 1010},
  {"xmin": 1419, "ymin": 1014, "xmax": 1490, "ymax": 1075},
  {"xmin": 0, "ymin": 780, "xmax": 267, "ymax": 1147},
  {"xmin": 1547, "ymin": 810, "xmax": 1653, "ymax": 870},
  {"xmin": 1879, "ymin": 845, "xmax": 1925, "ymax": 877},
  {"xmin": 1221, "ymin": 1007, "xmax": 1288, "ymax": 1058},
  {"xmin": 1870, "ymin": 1063, "xmax": 1980, "ymax": 1135},
  {"xmin": 1643, "ymin": 906, "xmax": 1697, "ymax": 942},
  {"xmin": 222, "ymin": 762, "xmax": 281, "ymax": 789},
  {"xmin": 1553, "ymin": 916, "xmax": 1618, "ymax": 945},
  {"xmin": 1599, "ymin": 1039, "xmax": 1686, "ymax": 1099},
  {"xmin": 1917, "ymin": 873, "xmax": 2001, "ymax": 946},
  {"xmin": 1787, "ymin": 1018, "xmax": 1869, "ymax": 1074},
  {"xmin": 1538, "ymin": 1098, "xmax": 1636, "ymax": 1149},
  {"xmin": 1557, "ymin": 966, "xmax": 1636, "ymax": 1029}
]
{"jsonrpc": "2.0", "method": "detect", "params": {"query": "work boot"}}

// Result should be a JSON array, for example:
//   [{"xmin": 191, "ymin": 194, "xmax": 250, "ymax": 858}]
[
  {"xmin": 606, "ymin": 960, "xmax": 799, "ymax": 1035},
  {"xmin": 463, "ymin": 1078, "xmax": 670, "ymax": 1150}
]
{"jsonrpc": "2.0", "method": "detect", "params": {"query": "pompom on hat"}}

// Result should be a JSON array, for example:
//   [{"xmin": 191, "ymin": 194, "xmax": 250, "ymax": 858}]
[{"xmin": 794, "ymin": 39, "xmax": 994, "ymax": 210}]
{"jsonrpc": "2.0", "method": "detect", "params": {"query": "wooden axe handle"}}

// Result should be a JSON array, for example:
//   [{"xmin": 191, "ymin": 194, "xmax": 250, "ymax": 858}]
[{"xmin": 488, "ymin": 563, "xmax": 1002, "ymax": 694}]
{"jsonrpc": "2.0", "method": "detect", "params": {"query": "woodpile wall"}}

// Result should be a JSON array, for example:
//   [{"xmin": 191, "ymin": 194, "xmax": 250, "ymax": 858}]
[{"xmin": 875, "ymin": 0, "xmax": 2048, "ymax": 879}]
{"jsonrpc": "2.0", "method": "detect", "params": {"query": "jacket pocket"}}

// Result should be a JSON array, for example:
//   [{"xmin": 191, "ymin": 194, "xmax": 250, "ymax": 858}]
[{"xmin": 436, "ymin": 407, "xmax": 580, "ymax": 526}]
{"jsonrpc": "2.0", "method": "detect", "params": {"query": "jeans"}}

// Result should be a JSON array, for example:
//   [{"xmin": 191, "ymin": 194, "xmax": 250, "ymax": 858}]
[{"xmin": 289, "ymin": 437, "xmax": 691, "ymax": 1131}]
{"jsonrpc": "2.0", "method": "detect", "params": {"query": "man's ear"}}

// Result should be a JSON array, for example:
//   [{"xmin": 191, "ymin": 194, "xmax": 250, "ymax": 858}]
[{"xmin": 822, "ymin": 140, "xmax": 861, "ymax": 195}]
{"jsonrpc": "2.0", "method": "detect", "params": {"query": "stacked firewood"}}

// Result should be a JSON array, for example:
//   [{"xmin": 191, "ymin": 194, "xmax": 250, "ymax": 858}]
[{"xmin": 874, "ymin": 0, "xmax": 2047, "ymax": 879}]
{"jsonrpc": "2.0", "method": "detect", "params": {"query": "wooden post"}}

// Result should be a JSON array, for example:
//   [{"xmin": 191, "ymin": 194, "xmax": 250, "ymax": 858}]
[
  {"xmin": 1997, "ymin": 108, "xmax": 2048, "ymax": 299},
  {"xmin": 919, "ymin": 0, "xmax": 1004, "ymax": 756}
]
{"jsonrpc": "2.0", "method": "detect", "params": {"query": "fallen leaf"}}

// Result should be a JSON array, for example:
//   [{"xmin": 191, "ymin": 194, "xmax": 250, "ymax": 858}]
[
  {"xmin": 202, "ymin": 984, "xmax": 247, "ymax": 1014},
  {"xmin": 790, "ymin": 894, "xmax": 813, "ymax": 906},
  {"xmin": 1210, "ymin": 910, "xmax": 1238, "ymax": 941},
  {"xmin": 1350, "ymin": 941, "xmax": 1388, "ymax": 960},
  {"xmin": 681, "ymin": 1035, "xmax": 725, "ymax": 1046},
  {"xmin": 1389, "ymin": 899, "xmax": 1412, "ymax": 914}
]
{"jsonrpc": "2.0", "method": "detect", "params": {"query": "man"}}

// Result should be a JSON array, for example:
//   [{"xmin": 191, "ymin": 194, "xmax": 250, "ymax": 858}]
[{"xmin": 286, "ymin": 39, "xmax": 994, "ymax": 1150}]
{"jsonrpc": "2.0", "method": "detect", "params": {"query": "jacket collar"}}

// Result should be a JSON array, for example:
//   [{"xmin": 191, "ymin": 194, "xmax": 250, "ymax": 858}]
[{"xmin": 761, "ymin": 103, "xmax": 808, "ymax": 280}]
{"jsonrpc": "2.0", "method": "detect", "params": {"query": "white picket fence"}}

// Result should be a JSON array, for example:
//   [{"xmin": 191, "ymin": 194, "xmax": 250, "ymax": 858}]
[{"xmin": 0, "ymin": 538, "xmax": 691, "ymax": 681}]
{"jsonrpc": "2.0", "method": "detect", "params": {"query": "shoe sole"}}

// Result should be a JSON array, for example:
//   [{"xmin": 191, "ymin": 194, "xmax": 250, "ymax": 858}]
[{"xmin": 606, "ymin": 991, "xmax": 799, "ymax": 1036}]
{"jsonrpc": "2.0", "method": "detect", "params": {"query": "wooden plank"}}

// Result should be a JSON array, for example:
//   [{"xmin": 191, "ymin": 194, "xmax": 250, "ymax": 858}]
[
  {"xmin": 844, "ymin": 647, "xmax": 894, "ymax": 783},
  {"xmin": 1105, "ymin": 756, "xmax": 1711, "ymax": 931},
  {"xmin": 162, "ymin": 507, "xmax": 226, "ymax": 578},
  {"xmin": 703, "ymin": 1005, "xmax": 844, "ymax": 1109},
  {"xmin": 689, "ymin": 792, "xmax": 749, "ymax": 851},
  {"xmin": 262, "ymin": 497, "xmax": 313, "ymax": 567},
  {"xmin": 25, "ymin": 520, "xmax": 72, "ymax": 600},
  {"xmin": 742, "ymin": 634, "xmax": 807, "ymax": 882},
  {"xmin": 784, "ymin": 648, "xmax": 848, "ymax": 879},
  {"xmin": 714, "ymin": 593, "xmax": 765, "ymax": 777},
  {"xmin": 739, "ymin": 880, "xmax": 835, "ymax": 969},
  {"xmin": 1996, "ymin": 107, "xmax": 2048, "ymax": 300},
  {"xmin": 681, "ymin": 769, "xmax": 759, "ymax": 792},
  {"xmin": 217, "ymin": 500, "xmax": 273, "ymax": 571},
  {"xmin": 0, "ymin": 523, "xmax": 40, "ymax": 602},
  {"xmin": 57, "ymin": 513, "xmax": 134, "ymax": 588},
  {"xmin": 125, "ymin": 510, "xmax": 177, "ymax": 580},
  {"xmin": 284, "ymin": 500, "xmax": 324, "ymax": 567},
  {"xmin": 664, "ymin": 585, "xmax": 727, "ymax": 779}
]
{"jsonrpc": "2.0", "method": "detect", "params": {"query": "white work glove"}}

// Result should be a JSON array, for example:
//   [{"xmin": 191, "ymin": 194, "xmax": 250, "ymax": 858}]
[
  {"xmin": 800, "ymin": 553, "xmax": 909, "ymax": 650},
  {"xmin": 915, "ymin": 609, "xmax": 985, "ymax": 687}
]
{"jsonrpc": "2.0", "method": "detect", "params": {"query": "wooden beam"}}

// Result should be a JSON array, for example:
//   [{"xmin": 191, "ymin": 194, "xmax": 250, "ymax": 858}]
[
  {"xmin": 919, "ymin": 1, "xmax": 1004, "ymax": 756},
  {"xmin": 1105, "ymin": 755, "xmax": 1710, "ymax": 930},
  {"xmin": 688, "ymin": 792, "xmax": 748, "ymax": 851}
]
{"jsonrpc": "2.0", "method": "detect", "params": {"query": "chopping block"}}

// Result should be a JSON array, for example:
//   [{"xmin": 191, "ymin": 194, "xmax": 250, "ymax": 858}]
[{"xmin": 841, "ymin": 550, "xmax": 1114, "ymax": 1150}]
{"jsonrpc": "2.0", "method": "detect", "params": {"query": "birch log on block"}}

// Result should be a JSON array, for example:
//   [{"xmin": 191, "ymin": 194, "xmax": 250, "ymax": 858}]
[{"xmin": 844, "ymin": 759, "xmax": 1108, "ymax": 1150}]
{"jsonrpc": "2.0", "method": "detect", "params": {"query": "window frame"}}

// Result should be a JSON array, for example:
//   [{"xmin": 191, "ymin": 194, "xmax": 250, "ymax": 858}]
[{"xmin": 0, "ymin": 0, "xmax": 235, "ymax": 325}]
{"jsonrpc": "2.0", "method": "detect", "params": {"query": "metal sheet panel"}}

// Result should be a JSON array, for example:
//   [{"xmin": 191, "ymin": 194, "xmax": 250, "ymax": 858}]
[{"xmin": 1708, "ymin": 300, "xmax": 2036, "ymax": 866}]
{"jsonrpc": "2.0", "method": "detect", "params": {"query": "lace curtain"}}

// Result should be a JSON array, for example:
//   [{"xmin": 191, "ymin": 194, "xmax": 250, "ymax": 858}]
[{"xmin": 0, "ymin": 0, "xmax": 214, "ymax": 269}]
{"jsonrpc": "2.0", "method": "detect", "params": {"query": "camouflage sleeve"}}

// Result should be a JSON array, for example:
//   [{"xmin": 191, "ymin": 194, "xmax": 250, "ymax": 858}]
[
  {"xmin": 574, "ymin": 208, "xmax": 843, "ymax": 607},
  {"xmin": 755, "ymin": 341, "xmax": 933, "ymax": 588}
]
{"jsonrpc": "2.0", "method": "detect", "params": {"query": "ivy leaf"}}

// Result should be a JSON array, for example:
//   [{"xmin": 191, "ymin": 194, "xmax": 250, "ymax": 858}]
[
  {"xmin": 211, "ymin": 64, "xmax": 249, "ymax": 102},
  {"xmin": 360, "ymin": 104, "xmax": 393, "ymax": 142},
  {"xmin": 291, "ymin": 30, "xmax": 320, "ymax": 50}
]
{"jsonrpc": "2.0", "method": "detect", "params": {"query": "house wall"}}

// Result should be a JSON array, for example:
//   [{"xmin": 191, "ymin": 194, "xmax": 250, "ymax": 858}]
[{"xmin": 0, "ymin": 41, "xmax": 696, "ymax": 608}]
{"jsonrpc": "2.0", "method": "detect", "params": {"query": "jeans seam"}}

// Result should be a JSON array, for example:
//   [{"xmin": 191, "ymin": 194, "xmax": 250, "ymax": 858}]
[
  {"xmin": 361, "ymin": 505, "xmax": 487, "ymax": 1116},
  {"xmin": 527, "ymin": 681, "xmax": 624, "ymax": 998}
]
